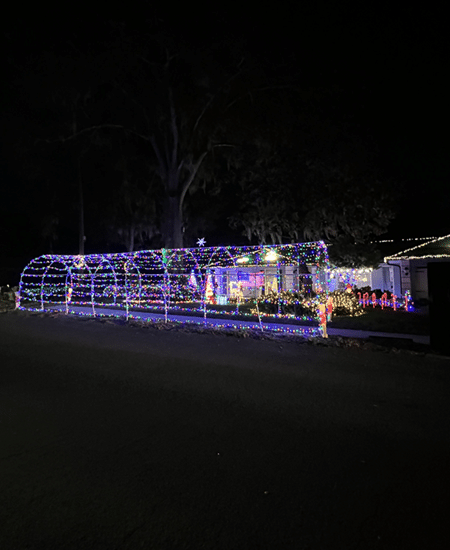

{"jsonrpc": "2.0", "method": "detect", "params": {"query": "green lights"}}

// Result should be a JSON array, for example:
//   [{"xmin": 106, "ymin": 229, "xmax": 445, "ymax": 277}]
[{"xmin": 19, "ymin": 242, "xmax": 331, "ymax": 336}]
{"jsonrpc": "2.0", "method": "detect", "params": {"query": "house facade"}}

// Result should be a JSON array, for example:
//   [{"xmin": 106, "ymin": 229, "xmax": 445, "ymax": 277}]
[
  {"xmin": 328, "ymin": 235, "xmax": 450, "ymax": 302},
  {"xmin": 384, "ymin": 234, "xmax": 450, "ymax": 303},
  {"xmin": 213, "ymin": 264, "xmax": 328, "ymax": 303}
]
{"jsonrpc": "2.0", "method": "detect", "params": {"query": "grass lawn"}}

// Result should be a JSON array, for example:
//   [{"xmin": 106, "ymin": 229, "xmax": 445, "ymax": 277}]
[
  {"xmin": 127, "ymin": 301, "xmax": 430, "ymax": 335},
  {"xmin": 11, "ymin": 297, "xmax": 430, "ymax": 335},
  {"xmin": 150, "ymin": 301, "xmax": 431, "ymax": 335},
  {"xmin": 330, "ymin": 306, "xmax": 430, "ymax": 335}
]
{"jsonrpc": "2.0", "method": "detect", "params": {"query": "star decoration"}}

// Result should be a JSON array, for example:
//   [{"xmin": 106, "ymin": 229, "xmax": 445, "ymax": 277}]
[{"xmin": 197, "ymin": 237, "xmax": 206, "ymax": 247}]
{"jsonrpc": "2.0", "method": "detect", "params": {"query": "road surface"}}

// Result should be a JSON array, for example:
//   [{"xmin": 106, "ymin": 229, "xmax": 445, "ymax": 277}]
[{"xmin": 1, "ymin": 310, "xmax": 449, "ymax": 549}]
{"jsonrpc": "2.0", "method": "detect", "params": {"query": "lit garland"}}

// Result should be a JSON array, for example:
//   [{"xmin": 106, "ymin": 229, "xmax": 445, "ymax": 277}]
[
  {"xmin": 19, "ymin": 242, "xmax": 331, "ymax": 337},
  {"xmin": 373, "ymin": 236, "xmax": 439, "ymax": 244},
  {"xmin": 327, "ymin": 267, "xmax": 373, "ymax": 291},
  {"xmin": 387, "ymin": 254, "xmax": 450, "ymax": 260},
  {"xmin": 384, "ymin": 233, "xmax": 450, "ymax": 261}
]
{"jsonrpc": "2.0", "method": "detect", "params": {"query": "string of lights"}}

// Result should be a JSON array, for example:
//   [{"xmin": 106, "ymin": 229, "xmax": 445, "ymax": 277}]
[
  {"xmin": 19, "ymin": 242, "xmax": 331, "ymax": 336},
  {"xmin": 372, "ymin": 236, "xmax": 439, "ymax": 244},
  {"xmin": 385, "ymin": 233, "xmax": 450, "ymax": 260}
]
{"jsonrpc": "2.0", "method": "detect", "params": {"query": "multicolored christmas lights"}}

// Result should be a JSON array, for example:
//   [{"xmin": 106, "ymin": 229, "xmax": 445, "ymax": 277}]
[{"xmin": 19, "ymin": 242, "xmax": 331, "ymax": 336}]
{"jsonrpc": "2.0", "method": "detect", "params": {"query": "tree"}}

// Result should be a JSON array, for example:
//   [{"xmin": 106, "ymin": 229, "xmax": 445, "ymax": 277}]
[
  {"xmin": 103, "ymin": 153, "xmax": 159, "ymax": 252},
  {"xmin": 104, "ymin": 27, "xmax": 257, "ymax": 249},
  {"xmin": 301, "ymin": 161, "xmax": 396, "ymax": 266},
  {"xmin": 6, "ymin": 19, "xmax": 398, "ymax": 257},
  {"xmin": 228, "ymin": 143, "xmax": 303, "ymax": 244},
  {"xmin": 43, "ymin": 25, "xmax": 262, "ymax": 249},
  {"xmin": 229, "ymin": 145, "xmax": 397, "ymax": 266},
  {"xmin": 4, "ymin": 37, "xmax": 115, "ymax": 254}
]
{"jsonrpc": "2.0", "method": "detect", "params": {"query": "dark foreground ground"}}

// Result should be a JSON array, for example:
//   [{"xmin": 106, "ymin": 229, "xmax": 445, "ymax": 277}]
[{"xmin": 1, "ymin": 311, "xmax": 449, "ymax": 549}]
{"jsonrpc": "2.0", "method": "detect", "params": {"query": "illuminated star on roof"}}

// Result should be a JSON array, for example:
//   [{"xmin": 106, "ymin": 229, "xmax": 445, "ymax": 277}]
[{"xmin": 197, "ymin": 237, "xmax": 206, "ymax": 247}]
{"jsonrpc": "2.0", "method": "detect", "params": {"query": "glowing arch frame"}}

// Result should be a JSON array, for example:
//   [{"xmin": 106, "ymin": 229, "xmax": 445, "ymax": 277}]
[{"xmin": 19, "ymin": 242, "xmax": 330, "ymax": 335}]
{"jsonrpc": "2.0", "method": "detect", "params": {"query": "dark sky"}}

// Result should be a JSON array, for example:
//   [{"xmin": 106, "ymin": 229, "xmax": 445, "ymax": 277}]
[{"xmin": 1, "ymin": 8, "xmax": 448, "ymax": 267}]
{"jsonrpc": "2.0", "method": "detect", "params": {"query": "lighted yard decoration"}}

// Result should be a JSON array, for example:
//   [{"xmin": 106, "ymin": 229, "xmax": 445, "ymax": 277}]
[
  {"xmin": 318, "ymin": 303, "xmax": 328, "ymax": 338},
  {"xmin": 18, "ymin": 242, "xmax": 330, "ymax": 336}
]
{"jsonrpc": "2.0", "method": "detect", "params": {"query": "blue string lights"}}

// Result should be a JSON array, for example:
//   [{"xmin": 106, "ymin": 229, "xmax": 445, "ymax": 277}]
[{"xmin": 18, "ymin": 242, "xmax": 330, "ymax": 336}]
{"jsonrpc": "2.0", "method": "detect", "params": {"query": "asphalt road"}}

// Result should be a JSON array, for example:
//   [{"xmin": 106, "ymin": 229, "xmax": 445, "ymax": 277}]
[{"xmin": 1, "ymin": 311, "xmax": 449, "ymax": 549}]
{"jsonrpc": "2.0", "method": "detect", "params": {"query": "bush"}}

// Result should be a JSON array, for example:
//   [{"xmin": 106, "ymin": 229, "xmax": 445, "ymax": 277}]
[
  {"xmin": 257, "ymin": 290, "xmax": 310, "ymax": 316},
  {"xmin": 328, "ymin": 290, "xmax": 364, "ymax": 317},
  {"xmin": 256, "ymin": 289, "xmax": 364, "ymax": 318},
  {"xmin": 301, "ymin": 291, "xmax": 363, "ymax": 318}
]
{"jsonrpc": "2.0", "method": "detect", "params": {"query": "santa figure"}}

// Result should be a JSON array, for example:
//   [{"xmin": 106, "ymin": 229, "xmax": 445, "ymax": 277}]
[
  {"xmin": 326, "ymin": 296, "xmax": 333, "ymax": 322},
  {"xmin": 318, "ymin": 302, "xmax": 328, "ymax": 338},
  {"xmin": 205, "ymin": 272, "xmax": 216, "ymax": 304}
]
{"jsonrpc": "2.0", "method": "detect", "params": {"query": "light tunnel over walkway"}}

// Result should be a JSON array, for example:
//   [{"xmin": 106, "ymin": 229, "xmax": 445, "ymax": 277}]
[{"xmin": 18, "ymin": 242, "xmax": 330, "ymax": 335}]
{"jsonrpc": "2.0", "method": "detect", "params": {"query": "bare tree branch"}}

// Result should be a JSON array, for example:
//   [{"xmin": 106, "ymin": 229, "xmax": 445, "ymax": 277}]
[
  {"xmin": 169, "ymin": 88, "xmax": 178, "ymax": 168},
  {"xmin": 226, "ymin": 84, "xmax": 301, "ymax": 110},
  {"xmin": 150, "ymin": 134, "xmax": 167, "ymax": 180},
  {"xmin": 191, "ymin": 58, "xmax": 245, "ymax": 138},
  {"xmin": 179, "ymin": 151, "xmax": 208, "ymax": 212},
  {"xmin": 35, "ymin": 124, "xmax": 151, "ymax": 146}
]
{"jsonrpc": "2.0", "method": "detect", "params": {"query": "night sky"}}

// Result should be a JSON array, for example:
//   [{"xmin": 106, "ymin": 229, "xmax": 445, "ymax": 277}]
[{"xmin": 1, "ymin": 8, "xmax": 448, "ymax": 278}]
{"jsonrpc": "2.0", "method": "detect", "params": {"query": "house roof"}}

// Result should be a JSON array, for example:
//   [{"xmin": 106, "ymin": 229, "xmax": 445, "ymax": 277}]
[
  {"xmin": 363, "ymin": 237, "xmax": 436, "ymax": 261},
  {"xmin": 384, "ymin": 234, "xmax": 450, "ymax": 261}
]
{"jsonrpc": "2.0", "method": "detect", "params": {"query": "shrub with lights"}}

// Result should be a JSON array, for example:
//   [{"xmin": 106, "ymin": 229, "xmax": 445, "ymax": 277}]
[
  {"xmin": 297, "ymin": 290, "xmax": 364, "ymax": 318},
  {"xmin": 18, "ymin": 242, "xmax": 331, "ymax": 336},
  {"xmin": 256, "ymin": 290, "xmax": 310, "ymax": 317},
  {"xmin": 327, "ymin": 290, "xmax": 364, "ymax": 317}
]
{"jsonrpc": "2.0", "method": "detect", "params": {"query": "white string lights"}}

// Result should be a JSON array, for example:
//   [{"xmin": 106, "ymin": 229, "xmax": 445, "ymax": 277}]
[{"xmin": 384, "ymin": 233, "xmax": 450, "ymax": 261}]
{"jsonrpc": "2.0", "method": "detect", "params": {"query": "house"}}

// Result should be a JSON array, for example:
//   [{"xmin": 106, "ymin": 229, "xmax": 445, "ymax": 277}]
[
  {"xmin": 209, "ymin": 244, "xmax": 330, "ymax": 303},
  {"xmin": 328, "ymin": 235, "xmax": 450, "ymax": 303},
  {"xmin": 384, "ymin": 234, "xmax": 450, "ymax": 303},
  {"xmin": 214, "ymin": 263, "xmax": 320, "ymax": 302}
]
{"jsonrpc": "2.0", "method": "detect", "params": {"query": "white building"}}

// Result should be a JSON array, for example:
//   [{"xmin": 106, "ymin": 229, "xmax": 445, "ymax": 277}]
[
  {"xmin": 384, "ymin": 234, "xmax": 450, "ymax": 303},
  {"xmin": 328, "ymin": 235, "xmax": 450, "ymax": 302}
]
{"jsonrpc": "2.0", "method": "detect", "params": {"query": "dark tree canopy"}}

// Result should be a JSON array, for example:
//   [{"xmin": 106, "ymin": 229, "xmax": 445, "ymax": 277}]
[{"xmin": 3, "ymin": 16, "xmax": 407, "ymax": 266}]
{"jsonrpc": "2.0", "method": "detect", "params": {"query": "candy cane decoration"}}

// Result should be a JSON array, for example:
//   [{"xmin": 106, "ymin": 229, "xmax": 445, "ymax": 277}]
[
  {"xmin": 363, "ymin": 292, "xmax": 369, "ymax": 307},
  {"xmin": 404, "ymin": 292, "xmax": 411, "ymax": 311},
  {"xmin": 393, "ymin": 294, "xmax": 397, "ymax": 311},
  {"xmin": 371, "ymin": 292, "xmax": 376, "ymax": 308},
  {"xmin": 381, "ymin": 292, "xmax": 388, "ymax": 309}
]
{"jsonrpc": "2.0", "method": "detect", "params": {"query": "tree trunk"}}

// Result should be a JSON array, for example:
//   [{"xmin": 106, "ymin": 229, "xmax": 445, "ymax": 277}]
[
  {"xmin": 78, "ymin": 160, "xmax": 85, "ymax": 255},
  {"xmin": 127, "ymin": 224, "xmax": 135, "ymax": 252},
  {"xmin": 162, "ymin": 194, "xmax": 183, "ymax": 249}
]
